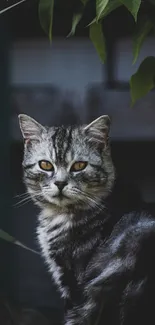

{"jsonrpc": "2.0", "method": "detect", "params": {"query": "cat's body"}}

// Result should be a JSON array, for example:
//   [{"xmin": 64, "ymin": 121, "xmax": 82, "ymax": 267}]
[
  {"xmin": 86, "ymin": 211, "xmax": 155, "ymax": 325},
  {"xmin": 19, "ymin": 114, "xmax": 155, "ymax": 325},
  {"xmin": 38, "ymin": 208, "xmax": 155, "ymax": 325}
]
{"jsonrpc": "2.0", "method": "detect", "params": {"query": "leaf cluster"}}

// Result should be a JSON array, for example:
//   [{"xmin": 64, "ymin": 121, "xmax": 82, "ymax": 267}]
[
  {"xmin": 38, "ymin": 0, "xmax": 155, "ymax": 105},
  {"xmin": 1, "ymin": 0, "xmax": 155, "ymax": 104}
]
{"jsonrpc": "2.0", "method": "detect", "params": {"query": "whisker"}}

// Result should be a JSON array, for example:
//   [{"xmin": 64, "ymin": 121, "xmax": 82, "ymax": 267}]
[
  {"xmin": 73, "ymin": 188, "xmax": 104, "ymax": 212},
  {"xmin": 13, "ymin": 192, "xmax": 41, "ymax": 208},
  {"xmin": 13, "ymin": 192, "xmax": 29, "ymax": 199},
  {"xmin": 13, "ymin": 196, "xmax": 32, "ymax": 207}
]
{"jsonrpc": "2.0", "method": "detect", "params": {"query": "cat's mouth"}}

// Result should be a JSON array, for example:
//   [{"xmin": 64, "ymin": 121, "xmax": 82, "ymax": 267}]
[
  {"xmin": 42, "ymin": 189, "xmax": 75, "ymax": 206},
  {"xmin": 53, "ymin": 192, "xmax": 68, "ymax": 200},
  {"xmin": 47, "ymin": 192, "xmax": 73, "ymax": 207}
]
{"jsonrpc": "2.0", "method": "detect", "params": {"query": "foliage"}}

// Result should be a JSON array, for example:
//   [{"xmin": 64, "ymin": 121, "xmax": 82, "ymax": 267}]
[
  {"xmin": 130, "ymin": 56, "xmax": 155, "ymax": 105},
  {"xmin": 38, "ymin": 0, "xmax": 155, "ymax": 105},
  {"xmin": 0, "ymin": 300, "xmax": 52, "ymax": 324},
  {"xmin": 39, "ymin": 0, "xmax": 54, "ymax": 41},
  {"xmin": 0, "ymin": 228, "xmax": 39, "ymax": 255},
  {"xmin": 1, "ymin": 0, "xmax": 155, "ymax": 104}
]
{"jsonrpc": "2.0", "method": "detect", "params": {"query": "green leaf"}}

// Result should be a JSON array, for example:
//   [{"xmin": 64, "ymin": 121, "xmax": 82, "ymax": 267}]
[
  {"xmin": 87, "ymin": 18, "xmax": 97, "ymax": 26},
  {"xmin": 120, "ymin": 0, "xmax": 141, "ymax": 21},
  {"xmin": 89, "ymin": 22, "xmax": 106, "ymax": 63},
  {"xmin": 0, "ymin": 0, "xmax": 27, "ymax": 14},
  {"xmin": 130, "ymin": 56, "xmax": 155, "ymax": 105},
  {"xmin": 68, "ymin": 13, "xmax": 83, "ymax": 37},
  {"xmin": 96, "ymin": 0, "xmax": 109, "ymax": 20},
  {"xmin": 133, "ymin": 19, "xmax": 153, "ymax": 64},
  {"xmin": 99, "ymin": 0, "xmax": 122, "ymax": 19},
  {"xmin": 38, "ymin": 0, "xmax": 54, "ymax": 41},
  {"xmin": 0, "ymin": 229, "xmax": 39, "ymax": 255},
  {"xmin": 88, "ymin": 0, "xmax": 122, "ymax": 26}
]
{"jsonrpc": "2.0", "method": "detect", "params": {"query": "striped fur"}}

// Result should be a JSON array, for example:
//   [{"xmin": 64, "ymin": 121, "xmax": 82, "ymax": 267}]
[{"xmin": 19, "ymin": 115, "xmax": 155, "ymax": 325}]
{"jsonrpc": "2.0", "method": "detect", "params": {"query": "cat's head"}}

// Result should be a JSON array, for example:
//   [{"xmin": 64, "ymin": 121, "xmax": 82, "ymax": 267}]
[{"xmin": 19, "ymin": 114, "xmax": 115, "ymax": 211}]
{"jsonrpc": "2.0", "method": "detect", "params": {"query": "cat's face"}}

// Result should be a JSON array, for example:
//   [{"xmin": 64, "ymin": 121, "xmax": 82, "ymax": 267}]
[{"xmin": 19, "ymin": 114, "xmax": 115, "ymax": 210}]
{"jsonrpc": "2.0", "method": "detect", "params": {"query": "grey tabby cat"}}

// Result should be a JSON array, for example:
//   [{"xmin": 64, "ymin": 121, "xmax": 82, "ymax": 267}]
[{"xmin": 19, "ymin": 114, "xmax": 155, "ymax": 325}]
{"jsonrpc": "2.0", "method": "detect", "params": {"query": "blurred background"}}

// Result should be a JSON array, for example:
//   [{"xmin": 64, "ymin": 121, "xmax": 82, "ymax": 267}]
[{"xmin": 0, "ymin": 0, "xmax": 155, "ymax": 324}]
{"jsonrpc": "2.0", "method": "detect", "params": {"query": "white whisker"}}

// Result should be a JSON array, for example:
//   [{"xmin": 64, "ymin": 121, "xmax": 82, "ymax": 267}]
[
  {"xmin": 13, "ymin": 191, "xmax": 41, "ymax": 208},
  {"xmin": 13, "ymin": 192, "xmax": 29, "ymax": 199},
  {"xmin": 72, "ymin": 188, "xmax": 104, "ymax": 212}
]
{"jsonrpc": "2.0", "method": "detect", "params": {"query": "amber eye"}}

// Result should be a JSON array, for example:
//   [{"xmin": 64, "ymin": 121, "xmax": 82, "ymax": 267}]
[
  {"xmin": 70, "ymin": 161, "xmax": 88, "ymax": 172},
  {"xmin": 39, "ymin": 160, "xmax": 54, "ymax": 171}
]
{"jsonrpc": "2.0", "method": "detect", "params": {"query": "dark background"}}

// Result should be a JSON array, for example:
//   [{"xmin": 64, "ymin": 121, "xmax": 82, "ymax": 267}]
[{"xmin": 0, "ymin": 0, "xmax": 155, "ymax": 323}]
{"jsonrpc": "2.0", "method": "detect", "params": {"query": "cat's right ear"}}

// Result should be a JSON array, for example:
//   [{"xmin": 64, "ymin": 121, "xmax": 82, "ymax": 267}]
[
  {"xmin": 84, "ymin": 115, "xmax": 110, "ymax": 148},
  {"xmin": 18, "ymin": 114, "xmax": 45, "ymax": 143}
]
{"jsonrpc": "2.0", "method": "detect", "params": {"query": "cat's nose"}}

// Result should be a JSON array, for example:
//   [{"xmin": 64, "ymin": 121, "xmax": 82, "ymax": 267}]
[{"xmin": 54, "ymin": 181, "xmax": 68, "ymax": 191}]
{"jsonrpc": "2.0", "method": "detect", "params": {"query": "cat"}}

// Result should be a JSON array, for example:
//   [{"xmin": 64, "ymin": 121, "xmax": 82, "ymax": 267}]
[{"xmin": 18, "ymin": 114, "xmax": 155, "ymax": 325}]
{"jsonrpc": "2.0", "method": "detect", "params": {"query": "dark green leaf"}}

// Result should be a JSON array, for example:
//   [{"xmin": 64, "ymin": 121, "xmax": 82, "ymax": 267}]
[
  {"xmin": 0, "ymin": 229, "xmax": 15, "ymax": 243},
  {"xmin": 68, "ymin": 13, "xmax": 83, "ymax": 37},
  {"xmin": 96, "ymin": 0, "xmax": 109, "ymax": 20},
  {"xmin": 130, "ymin": 56, "xmax": 155, "ymax": 105},
  {"xmin": 68, "ymin": 0, "xmax": 90, "ymax": 37},
  {"xmin": 120, "ymin": 0, "xmax": 141, "ymax": 21},
  {"xmin": 80, "ymin": 0, "xmax": 89, "ymax": 4},
  {"xmin": 133, "ymin": 19, "xmax": 153, "ymax": 64},
  {"xmin": 39, "ymin": 0, "xmax": 54, "ymax": 41},
  {"xmin": 148, "ymin": 0, "xmax": 155, "ymax": 5},
  {"xmin": 89, "ymin": 22, "xmax": 106, "ymax": 63},
  {"xmin": 68, "ymin": 0, "xmax": 89, "ymax": 37},
  {"xmin": 0, "ymin": 229, "xmax": 39, "ymax": 255},
  {"xmin": 0, "ymin": 0, "xmax": 26, "ymax": 14}
]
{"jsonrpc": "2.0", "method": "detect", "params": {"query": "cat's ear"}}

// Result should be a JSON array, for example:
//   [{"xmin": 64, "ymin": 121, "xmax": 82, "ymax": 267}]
[
  {"xmin": 18, "ymin": 114, "xmax": 45, "ymax": 143},
  {"xmin": 84, "ymin": 115, "xmax": 110, "ymax": 148}
]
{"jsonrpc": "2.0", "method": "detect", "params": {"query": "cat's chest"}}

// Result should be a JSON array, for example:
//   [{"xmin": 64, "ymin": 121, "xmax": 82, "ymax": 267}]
[
  {"xmin": 38, "ymin": 212, "xmax": 72, "ymax": 260},
  {"xmin": 37, "ymin": 211, "xmax": 75, "ymax": 297},
  {"xmin": 37, "ymin": 210, "xmax": 102, "ymax": 299}
]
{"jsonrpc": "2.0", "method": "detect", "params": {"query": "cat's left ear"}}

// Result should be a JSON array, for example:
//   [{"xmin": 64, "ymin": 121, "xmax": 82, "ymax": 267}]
[
  {"xmin": 18, "ymin": 114, "xmax": 46, "ymax": 143},
  {"xmin": 84, "ymin": 115, "xmax": 110, "ymax": 148}
]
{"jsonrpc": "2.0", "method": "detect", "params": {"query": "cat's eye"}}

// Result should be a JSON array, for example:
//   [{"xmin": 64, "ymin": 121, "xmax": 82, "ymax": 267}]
[
  {"xmin": 39, "ymin": 160, "xmax": 54, "ymax": 171},
  {"xmin": 70, "ymin": 161, "xmax": 88, "ymax": 172}
]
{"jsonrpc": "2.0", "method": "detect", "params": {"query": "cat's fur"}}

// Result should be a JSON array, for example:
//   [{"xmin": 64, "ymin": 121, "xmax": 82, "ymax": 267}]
[{"xmin": 19, "ymin": 114, "xmax": 155, "ymax": 325}]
